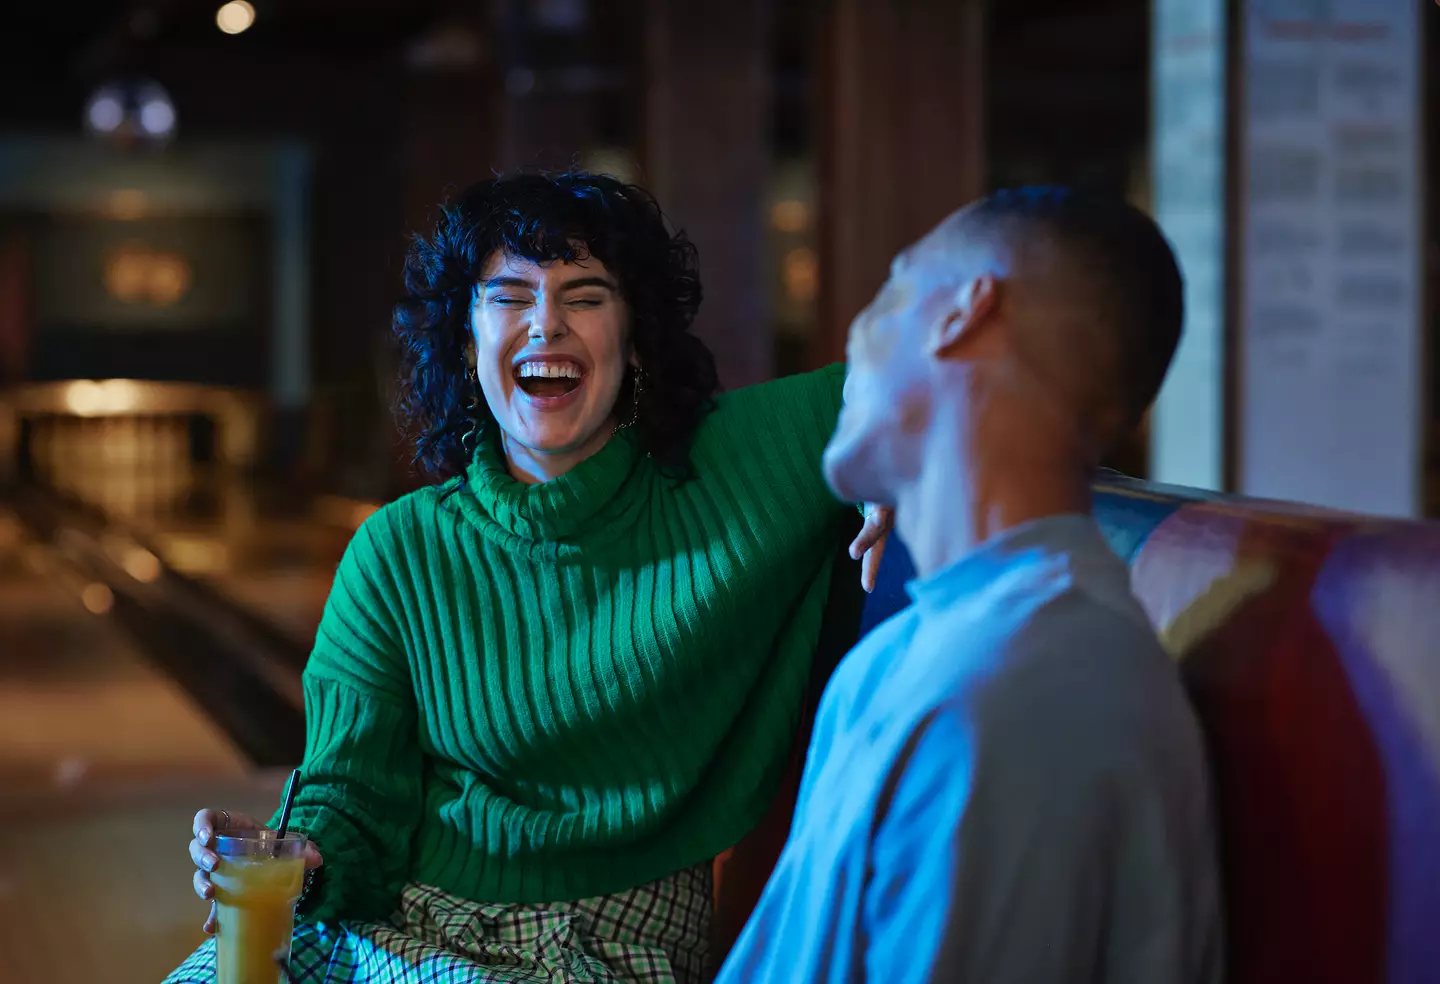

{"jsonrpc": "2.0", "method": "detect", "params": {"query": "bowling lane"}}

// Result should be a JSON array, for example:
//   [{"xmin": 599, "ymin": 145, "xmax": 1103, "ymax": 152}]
[
  {"xmin": 0, "ymin": 504, "xmax": 278, "ymax": 983},
  {"xmin": 0, "ymin": 769, "xmax": 286, "ymax": 984},
  {"xmin": 0, "ymin": 494, "xmax": 335, "ymax": 983},
  {"xmin": 26, "ymin": 412, "xmax": 357, "ymax": 650},
  {"xmin": 1, "ymin": 394, "xmax": 368, "ymax": 981},
  {"xmin": 0, "ymin": 507, "xmax": 248, "ymax": 800},
  {"xmin": 111, "ymin": 478, "xmax": 354, "ymax": 652}
]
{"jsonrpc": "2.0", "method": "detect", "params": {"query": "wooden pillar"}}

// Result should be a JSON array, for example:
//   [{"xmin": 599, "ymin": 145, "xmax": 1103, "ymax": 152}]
[
  {"xmin": 812, "ymin": 0, "xmax": 986, "ymax": 367},
  {"xmin": 644, "ymin": 0, "xmax": 772, "ymax": 389}
]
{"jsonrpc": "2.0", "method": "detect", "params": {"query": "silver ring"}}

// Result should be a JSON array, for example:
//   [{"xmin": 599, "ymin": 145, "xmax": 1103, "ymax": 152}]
[{"xmin": 219, "ymin": 810, "xmax": 231, "ymax": 830}]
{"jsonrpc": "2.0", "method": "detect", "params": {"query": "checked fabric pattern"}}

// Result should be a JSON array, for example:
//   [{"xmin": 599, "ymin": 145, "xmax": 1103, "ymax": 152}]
[{"xmin": 162, "ymin": 863, "xmax": 712, "ymax": 984}]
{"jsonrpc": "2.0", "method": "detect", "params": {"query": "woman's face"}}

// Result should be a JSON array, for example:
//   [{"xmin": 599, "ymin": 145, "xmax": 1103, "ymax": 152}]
[{"xmin": 470, "ymin": 250, "xmax": 631, "ymax": 472}]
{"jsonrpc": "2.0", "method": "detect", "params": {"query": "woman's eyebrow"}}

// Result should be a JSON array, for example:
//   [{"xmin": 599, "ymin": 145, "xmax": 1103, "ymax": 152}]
[
  {"xmin": 557, "ymin": 277, "xmax": 618, "ymax": 292},
  {"xmin": 479, "ymin": 276, "xmax": 617, "ymax": 292},
  {"xmin": 480, "ymin": 276, "xmax": 538, "ymax": 290}
]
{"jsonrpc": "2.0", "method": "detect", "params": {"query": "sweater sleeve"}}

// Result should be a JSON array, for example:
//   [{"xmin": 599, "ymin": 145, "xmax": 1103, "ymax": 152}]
[
  {"xmin": 269, "ymin": 508, "xmax": 424, "ymax": 923},
  {"xmin": 696, "ymin": 362, "xmax": 851, "ymax": 513}
]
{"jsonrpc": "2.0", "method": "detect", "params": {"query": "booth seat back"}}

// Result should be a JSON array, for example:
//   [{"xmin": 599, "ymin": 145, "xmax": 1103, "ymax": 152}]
[
  {"xmin": 714, "ymin": 476, "xmax": 1440, "ymax": 984},
  {"xmin": 1095, "ymin": 476, "xmax": 1440, "ymax": 984}
]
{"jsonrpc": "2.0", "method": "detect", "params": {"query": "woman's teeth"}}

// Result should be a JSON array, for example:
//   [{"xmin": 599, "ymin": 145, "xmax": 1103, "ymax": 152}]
[
  {"xmin": 515, "ymin": 361, "xmax": 583, "ymax": 397},
  {"xmin": 517, "ymin": 362, "xmax": 582, "ymax": 379}
]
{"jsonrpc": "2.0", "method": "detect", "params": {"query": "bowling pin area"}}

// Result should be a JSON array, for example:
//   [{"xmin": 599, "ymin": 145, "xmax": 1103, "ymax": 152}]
[
  {"xmin": 0, "ymin": 380, "xmax": 364, "ymax": 983},
  {"xmin": 28, "ymin": 413, "xmax": 198, "ymax": 523}
]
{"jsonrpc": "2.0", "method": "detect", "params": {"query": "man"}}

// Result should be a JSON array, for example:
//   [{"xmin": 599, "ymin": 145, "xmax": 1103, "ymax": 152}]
[{"xmin": 716, "ymin": 187, "xmax": 1223, "ymax": 983}]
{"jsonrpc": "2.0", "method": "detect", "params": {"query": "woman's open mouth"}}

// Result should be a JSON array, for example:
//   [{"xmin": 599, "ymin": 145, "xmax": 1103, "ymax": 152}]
[{"xmin": 514, "ymin": 359, "xmax": 585, "ymax": 404}]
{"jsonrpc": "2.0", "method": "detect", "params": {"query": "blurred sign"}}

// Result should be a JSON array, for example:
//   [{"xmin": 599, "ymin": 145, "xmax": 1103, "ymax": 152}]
[
  {"xmin": 33, "ymin": 215, "xmax": 260, "ymax": 331},
  {"xmin": 1238, "ymin": 0, "xmax": 1423, "ymax": 516},
  {"xmin": 103, "ymin": 243, "xmax": 193, "ymax": 307},
  {"xmin": 1150, "ymin": 0, "xmax": 1228, "ymax": 491}
]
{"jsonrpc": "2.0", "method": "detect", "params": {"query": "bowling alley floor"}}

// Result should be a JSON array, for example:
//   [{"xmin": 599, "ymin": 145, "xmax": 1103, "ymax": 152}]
[
  {"xmin": 59, "ymin": 471, "xmax": 353, "ymax": 650},
  {"xmin": 0, "ymin": 505, "xmax": 309, "ymax": 983}
]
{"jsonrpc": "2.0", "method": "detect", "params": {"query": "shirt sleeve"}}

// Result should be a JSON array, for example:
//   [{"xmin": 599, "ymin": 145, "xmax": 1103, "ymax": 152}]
[
  {"xmin": 270, "ymin": 508, "xmax": 425, "ymax": 923},
  {"xmin": 864, "ymin": 703, "xmax": 1216, "ymax": 984}
]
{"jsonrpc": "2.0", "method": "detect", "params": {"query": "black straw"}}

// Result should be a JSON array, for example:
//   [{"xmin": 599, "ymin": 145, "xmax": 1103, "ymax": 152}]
[{"xmin": 275, "ymin": 768, "xmax": 301, "ymax": 842}]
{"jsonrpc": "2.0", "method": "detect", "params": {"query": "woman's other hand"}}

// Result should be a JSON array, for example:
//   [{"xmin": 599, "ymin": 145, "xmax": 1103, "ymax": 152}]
[
  {"xmin": 190, "ymin": 808, "xmax": 323, "ymax": 934},
  {"xmin": 849, "ymin": 504, "xmax": 894, "ymax": 594}
]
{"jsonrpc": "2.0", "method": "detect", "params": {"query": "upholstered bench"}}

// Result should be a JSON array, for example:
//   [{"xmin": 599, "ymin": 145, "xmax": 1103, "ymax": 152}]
[{"xmin": 714, "ymin": 475, "xmax": 1440, "ymax": 984}]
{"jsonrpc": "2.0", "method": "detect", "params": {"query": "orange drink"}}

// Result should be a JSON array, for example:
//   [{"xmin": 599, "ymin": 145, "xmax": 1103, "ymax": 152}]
[{"xmin": 211, "ymin": 830, "xmax": 306, "ymax": 984}]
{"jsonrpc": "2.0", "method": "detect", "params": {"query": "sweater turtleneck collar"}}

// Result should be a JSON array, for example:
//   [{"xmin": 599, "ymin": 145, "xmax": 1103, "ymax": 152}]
[{"xmin": 454, "ymin": 426, "xmax": 647, "ymax": 544}]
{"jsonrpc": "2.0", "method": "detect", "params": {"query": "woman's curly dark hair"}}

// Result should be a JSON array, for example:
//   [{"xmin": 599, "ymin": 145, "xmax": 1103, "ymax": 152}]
[{"xmin": 393, "ymin": 171, "xmax": 720, "ymax": 482}]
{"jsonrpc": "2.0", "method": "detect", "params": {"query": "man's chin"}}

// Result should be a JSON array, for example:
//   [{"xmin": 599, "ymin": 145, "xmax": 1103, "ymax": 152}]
[{"xmin": 822, "ymin": 441, "xmax": 885, "ymax": 507}]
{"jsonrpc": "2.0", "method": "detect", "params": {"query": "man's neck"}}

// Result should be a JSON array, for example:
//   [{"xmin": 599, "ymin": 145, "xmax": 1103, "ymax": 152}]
[{"xmin": 896, "ymin": 422, "xmax": 1092, "ymax": 580}]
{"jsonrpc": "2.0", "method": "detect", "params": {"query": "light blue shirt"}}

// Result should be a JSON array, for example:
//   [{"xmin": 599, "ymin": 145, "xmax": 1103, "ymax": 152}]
[{"xmin": 717, "ymin": 516, "xmax": 1223, "ymax": 984}]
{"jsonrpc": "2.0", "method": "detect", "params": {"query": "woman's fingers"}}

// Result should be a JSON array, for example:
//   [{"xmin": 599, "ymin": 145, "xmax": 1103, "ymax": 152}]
[
  {"xmin": 850, "ymin": 504, "xmax": 894, "ymax": 593},
  {"xmin": 190, "ymin": 836, "xmax": 219, "ymax": 874},
  {"xmin": 302, "ymin": 840, "xmax": 324, "ymax": 870},
  {"xmin": 848, "ymin": 505, "xmax": 894, "ymax": 558},
  {"xmin": 193, "ymin": 807, "xmax": 259, "ymax": 846},
  {"xmin": 860, "ymin": 535, "xmax": 887, "ymax": 594},
  {"xmin": 192, "ymin": 806, "xmax": 269, "ymax": 934},
  {"xmin": 192, "ymin": 808, "xmax": 218, "ymax": 847},
  {"xmin": 848, "ymin": 524, "xmax": 878, "ymax": 559}
]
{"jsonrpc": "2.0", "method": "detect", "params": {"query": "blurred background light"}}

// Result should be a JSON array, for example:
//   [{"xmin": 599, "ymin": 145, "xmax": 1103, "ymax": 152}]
[
  {"xmin": 80, "ymin": 583, "xmax": 115, "ymax": 616},
  {"xmin": 216, "ymin": 1, "xmax": 256, "ymax": 36},
  {"xmin": 82, "ymin": 79, "xmax": 177, "ymax": 147}
]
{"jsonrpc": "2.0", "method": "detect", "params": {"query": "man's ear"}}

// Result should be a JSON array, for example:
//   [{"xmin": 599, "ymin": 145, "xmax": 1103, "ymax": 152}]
[{"xmin": 933, "ymin": 274, "xmax": 1000, "ymax": 359}]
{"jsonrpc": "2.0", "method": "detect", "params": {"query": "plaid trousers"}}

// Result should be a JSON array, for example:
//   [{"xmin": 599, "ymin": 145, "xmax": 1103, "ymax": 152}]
[{"xmin": 162, "ymin": 863, "xmax": 712, "ymax": 984}]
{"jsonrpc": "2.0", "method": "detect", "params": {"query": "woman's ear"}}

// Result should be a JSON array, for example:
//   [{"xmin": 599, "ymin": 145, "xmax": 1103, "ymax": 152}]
[{"xmin": 933, "ymin": 274, "xmax": 1000, "ymax": 360}]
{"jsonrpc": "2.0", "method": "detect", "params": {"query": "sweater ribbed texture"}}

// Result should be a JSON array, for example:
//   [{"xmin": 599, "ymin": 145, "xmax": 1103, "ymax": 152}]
[{"xmin": 277, "ymin": 365, "xmax": 850, "ymax": 922}]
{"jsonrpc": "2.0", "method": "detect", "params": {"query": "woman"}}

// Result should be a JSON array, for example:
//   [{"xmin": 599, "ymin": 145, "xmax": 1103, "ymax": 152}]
[{"xmin": 168, "ymin": 172, "xmax": 887, "ymax": 984}]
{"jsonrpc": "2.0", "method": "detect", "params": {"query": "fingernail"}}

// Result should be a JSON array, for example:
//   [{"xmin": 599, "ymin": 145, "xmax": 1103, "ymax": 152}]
[
  {"xmin": 198, "ymin": 827, "xmax": 210, "ymax": 843},
  {"xmin": 202, "ymin": 853, "xmax": 217, "ymax": 872}
]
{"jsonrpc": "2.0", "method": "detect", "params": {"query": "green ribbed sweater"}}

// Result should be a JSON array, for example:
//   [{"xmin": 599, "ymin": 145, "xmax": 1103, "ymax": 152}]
[{"xmin": 277, "ymin": 364, "xmax": 851, "ymax": 922}]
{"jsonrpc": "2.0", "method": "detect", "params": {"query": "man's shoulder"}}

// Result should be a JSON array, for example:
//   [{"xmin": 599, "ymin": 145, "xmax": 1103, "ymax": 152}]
[
  {"xmin": 930, "ymin": 587, "xmax": 1198, "ymax": 779},
  {"xmin": 816, "ymin": 607, "xmax": 924, "ymax": 739},
  {"xmin": 885, "ymin": 610, "xmax": 1204, "ymax": 785}
]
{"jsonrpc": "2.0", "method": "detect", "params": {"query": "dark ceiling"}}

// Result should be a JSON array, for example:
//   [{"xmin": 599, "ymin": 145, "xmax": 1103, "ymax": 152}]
[
  {"xmin": 0, "ymin": 0, "xmax": 1153, "ymax": 169},
  {"xmin": 4, "ymin": 0, "xmax": 453, "ymax": 69},
  {"xmin": 2, "ymin": 0, "xmax": 1140, "ymax": 82},
  {"xmin": 0, "ymin": 0, "xmax": 654, "ymax": 84}
]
